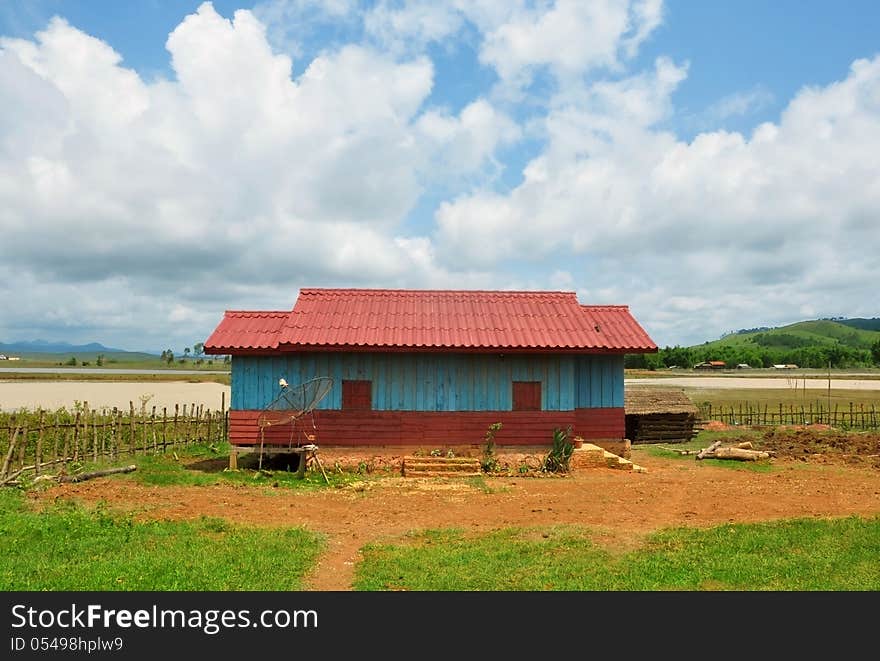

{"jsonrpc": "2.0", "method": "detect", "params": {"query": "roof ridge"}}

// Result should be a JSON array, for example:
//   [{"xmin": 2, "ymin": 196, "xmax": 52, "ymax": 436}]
[
  {"xmin": 299, "ymin": 288, "xmax": 577, "ymax": 296},
  {"xmin": 225, "ymin": 310, "xmax": 289, "ymax": 316}
]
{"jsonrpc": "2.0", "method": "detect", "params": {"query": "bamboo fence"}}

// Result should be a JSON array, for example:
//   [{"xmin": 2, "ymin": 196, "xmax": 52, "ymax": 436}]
[
  {"xmin": 1, "ymin": 394, "xmax": 229, "ymax": 484},
  {"xmin": 697, "ymin": 401, "xmax": 879, "ymax": 430}
]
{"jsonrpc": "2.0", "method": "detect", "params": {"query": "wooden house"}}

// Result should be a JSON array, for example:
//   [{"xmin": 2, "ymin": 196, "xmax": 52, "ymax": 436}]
[{"xmin": 204, "ymin": 288, "xmax": 657, "ymax": 451}]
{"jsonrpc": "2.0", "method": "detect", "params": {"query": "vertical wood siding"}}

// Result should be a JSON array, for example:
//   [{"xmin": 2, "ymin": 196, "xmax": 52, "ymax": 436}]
[
  {"xmin": 573, "ymin": 355, "xmax": 624, "ymax": 408},
  {"xmin": 232, "ymin": 353, "xmax": 622, "ymax": 412},
  {"xmin": 229, "ymin": 407, "xmax": 625, "ymax": 447}
]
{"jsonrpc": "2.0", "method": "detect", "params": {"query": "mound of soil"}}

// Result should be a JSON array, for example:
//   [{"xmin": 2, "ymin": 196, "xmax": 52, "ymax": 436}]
[{"xmin": 757, "ymin": 428, "xmax": 880, "ymax": 468}]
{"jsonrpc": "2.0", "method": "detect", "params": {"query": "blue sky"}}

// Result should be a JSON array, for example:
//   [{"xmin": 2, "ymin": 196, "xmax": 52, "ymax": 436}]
[{"xmin": 1, "ymin": 1, "xmax": 879, "ymax": 353}]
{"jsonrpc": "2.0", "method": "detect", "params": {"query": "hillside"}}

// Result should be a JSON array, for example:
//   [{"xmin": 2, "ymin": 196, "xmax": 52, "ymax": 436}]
[
  {"xmin": 715, "ymin": 320, "xmax": 880, "ymax": 351},
  {"xmin": 0, "ymin": 340, "xmax": 132, "ymax": 354},
  {"xmin": 626, "ymin": 318, "xmax": 880, "ymax": 369},
  {"xmin": 838, "ymin": 318, "xmax": 880, "ymax": 332}
]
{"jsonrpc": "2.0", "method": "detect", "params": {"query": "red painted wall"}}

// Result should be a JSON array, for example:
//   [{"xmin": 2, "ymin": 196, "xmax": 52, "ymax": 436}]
[{"xmin": 229, "ymin": 408, "xmax": 624, "ymax": 447}]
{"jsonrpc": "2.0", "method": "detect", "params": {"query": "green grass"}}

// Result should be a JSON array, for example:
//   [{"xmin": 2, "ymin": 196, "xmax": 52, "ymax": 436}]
[
  {"xmin": 52, "ymin": 442, "xmax": 365, "ymax": 491},
  {"xmin": 0, "ymin": 489, "xmax": 323, "ymax": 590},
  {"xmin": 353, "ymin": 518, "xmax": 880, "ymax": 591},
  {"xmin": 685, "ymin": 388, "xmax": 880, "ymax": 409},
  {"xmin": 633, "ymin": 430, "xmax": 772, "ymax": 472}
]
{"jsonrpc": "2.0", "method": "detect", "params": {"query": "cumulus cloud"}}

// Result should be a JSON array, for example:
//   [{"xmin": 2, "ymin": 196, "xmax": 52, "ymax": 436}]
[
  {"xmin": 0, "ymin": 2, "xmax": 510, "ymax": 350},
  {"xmin": 436, "ymin": 54, "xmax": 880, "ymax": 344},
  {"xmin": 1, "ymin": 0, "xmax": 878, "ymax": 352}
]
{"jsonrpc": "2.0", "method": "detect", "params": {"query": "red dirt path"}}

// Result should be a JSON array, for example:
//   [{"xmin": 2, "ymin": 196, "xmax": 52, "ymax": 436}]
[{"xmin": 34, "ymin": 445, "xmax": 880, "ymax": 591}]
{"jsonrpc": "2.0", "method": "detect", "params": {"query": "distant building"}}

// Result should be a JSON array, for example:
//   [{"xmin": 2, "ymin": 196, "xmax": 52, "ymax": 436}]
[{"xmin": 694, "ymin": 361, "xmax": 726, "ymax": 370}]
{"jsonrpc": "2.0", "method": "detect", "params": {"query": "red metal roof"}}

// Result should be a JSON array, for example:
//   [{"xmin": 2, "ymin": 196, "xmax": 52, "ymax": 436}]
[
  {"xmin": 204, "ymin": 311, "xmax": 288, "ymax": 352},
  {"xmin": 204, "ymin": 289, "xmax": 657, "ymax": 353}
]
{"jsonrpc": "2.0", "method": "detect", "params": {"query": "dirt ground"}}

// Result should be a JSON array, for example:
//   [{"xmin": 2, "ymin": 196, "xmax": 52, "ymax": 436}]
[{"xmin": 33, "ymin": 427, "xmax": 880, "ymax": 591}]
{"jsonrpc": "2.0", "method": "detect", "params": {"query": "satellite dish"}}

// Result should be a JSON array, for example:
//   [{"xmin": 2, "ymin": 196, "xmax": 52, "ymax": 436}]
[{"xmin": 256, "ymin": 376, "xmax": 333, "ymax": 470}]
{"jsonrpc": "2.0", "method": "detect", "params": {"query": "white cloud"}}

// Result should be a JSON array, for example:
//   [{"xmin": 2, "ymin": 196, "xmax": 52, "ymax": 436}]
[
  {"xmin": 0, "ymin": 2, "xmax": 507, "ymax": 350},
  {"xmin": 436, "ymin": 55, "xmax": 880, "ymax": 345},
  {"xmin": 479, "ymin": 0, "xmax": 662, "ymax": 90},
  {"xmin": 364, "ymin": 1, "xmax": 465, "ymax": 54},
  {"xmin": 2, "ymin": 0, "xmax": 878, "ymax": 352}
]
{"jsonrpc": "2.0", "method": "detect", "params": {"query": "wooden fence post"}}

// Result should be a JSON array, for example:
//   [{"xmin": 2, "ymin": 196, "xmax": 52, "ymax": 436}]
[
  {"xmin": 72, "ymin": 412, "xmax": 80, "ymax": 462},
  {"xmin": 2, "ymin": 426, "xmax": 20, "ymax": 480},
  {"xmin": 173, "ymin": 404, "xmax": 179, "ymax": 449},
  {"xmin": 35, "ymin": 412, "xmax": 45, "ymax": 476},
  {"xmin": 129, "ymin": 401, "xmax": 136, "ymax": 456},
  {"xmin": 92, "ymin": 411, "xmax": 98, "ymax": 463},
  {"xmin": 61, "ymin": 420, "xmax": 70, "ymax": 468},
  {"xmin": 151, "ymin": 406, "xmax": 157, "ymax": 453}
]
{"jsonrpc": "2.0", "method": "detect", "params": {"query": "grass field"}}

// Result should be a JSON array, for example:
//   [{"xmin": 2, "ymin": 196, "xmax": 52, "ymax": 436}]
[
  {"xmin": 683, "ymin": 387, "xmax": 880, "ymax": 408},
  {"xmin": 1, "ymin": 352, "xmax": 229, "ymax": 370},
  {"xmin": 0, "ymin": 371, "xmax": 230, "ymax": 384},
  {"xmin": 3, "ymin": 432, "xmax": 879, "ymax": 591},
  {"xmin": 0, "ymin": 489, "xmax": 323, "ymax": 590},
  {"xmin": 353, "ymin": 518, "xmax": 880, "ymax": 591}
]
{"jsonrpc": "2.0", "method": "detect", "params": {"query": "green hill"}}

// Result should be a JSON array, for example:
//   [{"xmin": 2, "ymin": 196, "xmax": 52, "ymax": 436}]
[
  {"xmin": 626, "ymin": 319, "xmax": 880, "ymax": 369},
  {"xmin": 837, "ymin": 318, "xmax": 880, "ymax": 332},
  {"xmin": 717, "ymin": 320, "xmax": 879, "ymax": 351}
]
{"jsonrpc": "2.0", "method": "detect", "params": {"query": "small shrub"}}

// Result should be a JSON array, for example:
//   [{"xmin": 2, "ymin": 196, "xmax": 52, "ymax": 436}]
[
  {"xmin": 542, "ymin": 426, "xmax": 574, "ymax": 474},
  {"xmin": 481, "ymin": 422, "xmax": 503, "ymax": 473}
]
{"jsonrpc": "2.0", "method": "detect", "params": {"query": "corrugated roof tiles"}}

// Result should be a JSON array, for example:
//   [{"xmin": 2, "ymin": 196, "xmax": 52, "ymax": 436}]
[{"xmin": 204, "ymin": 288, "xmax": 657, "ymax": 353}]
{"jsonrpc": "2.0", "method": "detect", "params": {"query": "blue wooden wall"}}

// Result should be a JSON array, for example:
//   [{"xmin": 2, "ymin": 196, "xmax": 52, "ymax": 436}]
[{"xmin": 232, "ymin": 353, "xmax": 623, "ymax": 411}]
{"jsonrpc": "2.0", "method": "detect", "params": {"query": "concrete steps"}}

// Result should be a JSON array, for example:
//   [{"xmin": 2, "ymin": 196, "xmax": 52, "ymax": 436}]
[
  {"xmin": 402, "ymin": 456, "xmax": 482, "ymax": 478},
  {"xmin": 571, "ymin": 443, "xmax": 647, "ymax": 473}
]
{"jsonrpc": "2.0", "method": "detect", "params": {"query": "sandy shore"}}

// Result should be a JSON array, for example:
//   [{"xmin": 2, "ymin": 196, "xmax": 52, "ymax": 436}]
[
  {"xmin": 628, "ymin": 377, "xmax": 880, "ymax": 390},
  {"xmin": 0, "ymin": 381, "xmax": 230, "ymax": 412},
  {"xmin": 3, "ymin": 377, "xmax": 878, "ymax": 413}
]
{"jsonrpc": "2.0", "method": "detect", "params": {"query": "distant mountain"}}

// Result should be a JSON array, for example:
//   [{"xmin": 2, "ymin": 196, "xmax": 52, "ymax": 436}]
[
  {"xmin": 628, "ymin": 317, "xmax": 880, "ymax": 369},
  {"xmin": 0, "ymin": 340, "xmax": 131, "ymax": 354},
  {"xmin": 837, "ymin": 318, "xmax": 880, "ymax": 332}
]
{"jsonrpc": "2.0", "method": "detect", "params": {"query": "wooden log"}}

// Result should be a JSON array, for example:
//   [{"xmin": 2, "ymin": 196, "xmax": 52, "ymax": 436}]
[
  {"xmin": 696, "ymin": 440, "xmax": 722, "ymax": 460},
  {"xmin": 658, "ymin": 446, "xmax": 699, "ymax": 455},
  {"xmin": 712, "ymin": 447, "xmax": 774, "ymax": 461},
  {"xmin": 58, "ymin": 465, "xmax": 137, "ymax": 483},
  {"xmin": 735, "ymin": 441, "xmax": 753, "ymax": 449}
]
